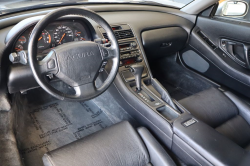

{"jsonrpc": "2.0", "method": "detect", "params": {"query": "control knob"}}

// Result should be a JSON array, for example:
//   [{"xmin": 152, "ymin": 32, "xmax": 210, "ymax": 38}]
[{"xmin": 130, "ymin": 42, "xmax": 137, "ymax": 48}]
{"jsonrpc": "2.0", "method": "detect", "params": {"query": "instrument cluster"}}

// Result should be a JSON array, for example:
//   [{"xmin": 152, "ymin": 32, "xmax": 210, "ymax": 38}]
[{"xmin": 14, "ymin": 20, "xmax": 92, "ymax": 54}]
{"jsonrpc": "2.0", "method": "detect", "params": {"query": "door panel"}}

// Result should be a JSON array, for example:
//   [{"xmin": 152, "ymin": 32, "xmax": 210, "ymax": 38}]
[{"xmin": 179, "ymin": 15, "xmax": 250, "ymax": 98}]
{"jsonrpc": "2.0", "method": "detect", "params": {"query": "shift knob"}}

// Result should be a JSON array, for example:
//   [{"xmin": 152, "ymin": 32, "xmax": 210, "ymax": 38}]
[{"xmin": 130, "ymin": 64, "xmax": 144, "ymax": 91}]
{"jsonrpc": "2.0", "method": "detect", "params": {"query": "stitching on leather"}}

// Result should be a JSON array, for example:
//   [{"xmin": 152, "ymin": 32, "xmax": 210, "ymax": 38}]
[
  {"xmin": 213, "ymin": 115, "xmax": 250, "ymax": 148},
  {"xmin": 214, "ymin": 115, "xmax": 237, "ymax": 130},
  {"xmin": 111, "ymin": 79, "xmax": 172, "ymax": 142},
  {"xmin": 223, "ymin": 91, "xmax": 241, "ymax": 114},
  {"xmin": 173, "ymin": 141, "xmax": 203, "ymax": 166},
  {"xmin": 189, "ymin": 44, "xmax": 250, "ymax": 87}
]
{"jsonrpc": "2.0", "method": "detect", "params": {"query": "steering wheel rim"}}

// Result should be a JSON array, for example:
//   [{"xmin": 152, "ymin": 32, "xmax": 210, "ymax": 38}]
[{"xmin": 28, "ymin": 7, "xmax": 120, "ymax": 101}]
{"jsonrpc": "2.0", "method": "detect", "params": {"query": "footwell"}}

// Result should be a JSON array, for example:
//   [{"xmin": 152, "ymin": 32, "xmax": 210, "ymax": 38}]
[
  {"xmin": 162, "ymin": 83, "xmax": 191, "ymax": 101},
  {"xmin": 150, "ymin": 54, "xmax": 216, "ymax": 100},
  {"xmin": 14, "ymin": 87, "xmax": 133, "ymax": 166}
]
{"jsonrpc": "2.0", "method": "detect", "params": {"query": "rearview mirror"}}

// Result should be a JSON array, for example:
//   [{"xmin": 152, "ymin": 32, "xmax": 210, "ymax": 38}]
[{"xmin": 222, "ymin": 1, "xmax": 249, "ymax": 17}]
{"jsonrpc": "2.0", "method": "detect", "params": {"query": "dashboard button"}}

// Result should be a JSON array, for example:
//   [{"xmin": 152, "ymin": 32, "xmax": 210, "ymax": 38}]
[
  {"xmin": 101, "ymin": 49, "xmax": 109, "ymax": 57},
  {"xmin": 47, "ymin": 59, "xmax": 56, "ymax": 69}
]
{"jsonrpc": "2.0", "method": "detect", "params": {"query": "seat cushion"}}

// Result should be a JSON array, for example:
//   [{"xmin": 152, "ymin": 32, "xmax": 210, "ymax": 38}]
[
  {"xmin": 216, "ymin": 115, "xmax": 250, "ymax": 149},
  {"xmin": 179, "ymin": 88, "xmax": 238, "ymax": 128},
  {"xmin": 179, "ymin": 88, "xmax": 250, "ymax": 150},
  {"xmin": 43, "ymin": 121, "xmax": 149, "ymax": 166}
]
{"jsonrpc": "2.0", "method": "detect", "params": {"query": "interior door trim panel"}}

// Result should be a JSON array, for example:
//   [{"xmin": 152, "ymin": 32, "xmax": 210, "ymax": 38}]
[
  {"xmin": 189, "ymin": 27, "xmax": 250, "ymax": 87},
  {"xmin": 196, "ymin": 16, "xmax": 250, "ymax": 47},
  {"xmin": 183, "ymin": 15, "xmax": 250, "ymax": 98}
]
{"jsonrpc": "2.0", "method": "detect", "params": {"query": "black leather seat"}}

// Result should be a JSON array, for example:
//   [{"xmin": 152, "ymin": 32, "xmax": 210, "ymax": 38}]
[
  {"xmin": 42, "ymin": 121, "xmax": 176, "ymax": 166},
  {"xmin": 178, "ymin": 88, "xmax": 250, "ymax": 151}
]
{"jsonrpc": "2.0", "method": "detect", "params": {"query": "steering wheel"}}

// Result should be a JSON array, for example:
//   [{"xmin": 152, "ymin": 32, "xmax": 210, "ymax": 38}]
[{"xmin": 28, "ymin": 7, "xmax": 119, "ymax": 101}]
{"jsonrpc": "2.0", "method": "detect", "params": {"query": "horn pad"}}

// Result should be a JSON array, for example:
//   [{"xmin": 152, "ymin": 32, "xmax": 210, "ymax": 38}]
[{"xmin": 54, "ymin": 41, "xmax": 102, "ymax": 87}]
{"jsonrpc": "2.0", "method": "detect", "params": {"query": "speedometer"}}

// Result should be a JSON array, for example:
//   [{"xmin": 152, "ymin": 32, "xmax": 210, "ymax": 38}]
[{"xmin": 53, "ymin": 25, "xmax": 73, "ymax": 46}]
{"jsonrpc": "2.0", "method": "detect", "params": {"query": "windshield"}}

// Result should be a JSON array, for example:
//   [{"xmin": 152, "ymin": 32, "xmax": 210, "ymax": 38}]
[{"xmin": 0, "ymin": 0, "xmax": 194, "ymax": 16}]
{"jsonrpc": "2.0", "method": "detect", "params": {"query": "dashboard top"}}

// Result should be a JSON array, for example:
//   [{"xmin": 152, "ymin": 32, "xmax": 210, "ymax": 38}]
[{"xmin": 0, "ymin": 4, "xmax": 196, "ymax": 31}]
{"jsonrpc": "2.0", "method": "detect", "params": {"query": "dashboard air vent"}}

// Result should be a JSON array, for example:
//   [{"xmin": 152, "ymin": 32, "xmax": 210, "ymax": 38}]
[{"xmin": 103, "ymin": 29, "xmax": 134, "ymax": 41}]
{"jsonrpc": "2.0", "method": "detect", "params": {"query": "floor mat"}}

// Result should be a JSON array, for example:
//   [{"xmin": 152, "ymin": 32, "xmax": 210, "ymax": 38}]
[{"xmin": 14, "ymin": 97, "xmax": 115, "ymax": 166}]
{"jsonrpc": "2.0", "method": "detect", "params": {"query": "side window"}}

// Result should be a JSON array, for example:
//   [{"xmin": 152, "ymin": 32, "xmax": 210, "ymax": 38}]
[{"xmin": 215, "ymin": 0, "xmax": 250, "ymax": 21}]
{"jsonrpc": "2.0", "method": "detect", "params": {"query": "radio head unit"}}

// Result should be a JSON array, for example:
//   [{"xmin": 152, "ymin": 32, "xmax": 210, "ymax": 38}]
[{"xmin": 119, "ymin": 40, "xmax": 142, "ymax": 67}]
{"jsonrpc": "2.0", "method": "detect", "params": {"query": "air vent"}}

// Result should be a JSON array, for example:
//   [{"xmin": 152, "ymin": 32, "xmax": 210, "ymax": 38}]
[{"xmin": 103, "ymin": 29, "xmax": 134, "ymax": 41}]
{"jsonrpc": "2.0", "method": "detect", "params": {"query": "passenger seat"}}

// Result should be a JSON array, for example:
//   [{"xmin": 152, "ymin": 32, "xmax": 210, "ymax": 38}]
[{"xmin": 178, "ymin": 88, "xmax": 250, "ymax": 151}]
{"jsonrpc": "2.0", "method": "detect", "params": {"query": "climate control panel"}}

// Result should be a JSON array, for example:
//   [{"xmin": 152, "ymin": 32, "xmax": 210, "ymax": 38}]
[{"xmin": 119, "ymin": 40, "xmax": 143, "ymax": 67}]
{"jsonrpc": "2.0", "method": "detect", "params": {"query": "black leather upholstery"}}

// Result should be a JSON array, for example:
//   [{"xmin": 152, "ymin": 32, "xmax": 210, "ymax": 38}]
[
  {"xmin": 216, "ymin": 115, "xmax": 250, "ymax": 148},
  {"xmin": 42, "ymin": 121, "xmax": 176, "ymax": 166},
  {"xmin": 138, "ymin": 127, "xmax": 176, "ymax": 166},
  {"xmin": 179, "ymin": 88, "xmax": 250, "ymax": 151}
]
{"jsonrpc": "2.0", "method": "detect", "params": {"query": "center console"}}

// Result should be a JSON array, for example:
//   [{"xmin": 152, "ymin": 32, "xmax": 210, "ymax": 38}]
[{"xmin": 101, "ymin": 24, "xmax": 181, "ymax": 122}]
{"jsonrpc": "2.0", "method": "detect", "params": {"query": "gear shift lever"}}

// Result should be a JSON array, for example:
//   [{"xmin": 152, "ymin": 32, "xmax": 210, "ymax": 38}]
[{"xmin": 129, "ymin": 64, "xmax": 144, "ymax": 91}]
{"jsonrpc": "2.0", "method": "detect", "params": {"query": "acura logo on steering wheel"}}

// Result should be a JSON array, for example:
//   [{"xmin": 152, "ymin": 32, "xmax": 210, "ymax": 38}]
[{"xmin": 67, "ymin": 51, "xmax": 94, "ymax": 60}]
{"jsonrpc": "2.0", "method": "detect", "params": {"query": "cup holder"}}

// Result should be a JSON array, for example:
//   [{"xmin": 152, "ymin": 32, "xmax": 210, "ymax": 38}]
[{"xmin": 157, "ymin": 105, "xmax": 179, "ymax": 121}]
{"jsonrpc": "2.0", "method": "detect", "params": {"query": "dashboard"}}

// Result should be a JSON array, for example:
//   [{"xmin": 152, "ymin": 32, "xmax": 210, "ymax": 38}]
[
  {"xmin": 13, "ymin": 19, "xmax": 92, "ymax": 55},
  {"xmin": 3, "ymin": 8, "xmax": 193, "ymax": 95}
]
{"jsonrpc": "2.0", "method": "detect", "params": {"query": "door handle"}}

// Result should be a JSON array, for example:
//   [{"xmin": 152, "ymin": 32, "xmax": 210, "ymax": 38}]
[
  {"xmin": 221, "ymin": 39, "xmax": 250, "ymax": 69},
  {"xmin": 225, "ymin": 41, "xmax": 236, "ymax": 58},
  {"xmin": 243, "ymin": 45, "xmax": 250, "ymax": 69}
]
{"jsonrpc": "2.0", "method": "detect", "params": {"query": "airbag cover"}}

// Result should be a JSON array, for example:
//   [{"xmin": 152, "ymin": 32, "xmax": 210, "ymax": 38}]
[{"xmin": 54, "ymin": 41, "xmax": 102, "ymax": 87}]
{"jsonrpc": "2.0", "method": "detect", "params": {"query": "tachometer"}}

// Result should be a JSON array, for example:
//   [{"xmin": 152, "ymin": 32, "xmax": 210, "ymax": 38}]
[
  {"xmin": 37, "ymin": 30, "xmax": 51, "ymax": 50},
  {"xmin": 53, "ymin": 25, "xmax": 73, "ymax": 45},
  {"xmin": 29, "ymin": 29, "xmax": 51, "ymax": 50}
]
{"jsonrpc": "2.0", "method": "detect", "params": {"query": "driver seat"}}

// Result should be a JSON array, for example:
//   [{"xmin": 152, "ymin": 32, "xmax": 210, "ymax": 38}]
[{"xmin": 42, "ymin": 121, "xmax": 176, "ymax": 166}]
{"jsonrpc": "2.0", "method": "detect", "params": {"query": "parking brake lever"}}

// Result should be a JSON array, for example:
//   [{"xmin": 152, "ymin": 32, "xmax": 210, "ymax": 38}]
[{"xmin": 129, "ymin": 64, "xmax": 144, "ymax": 91}]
